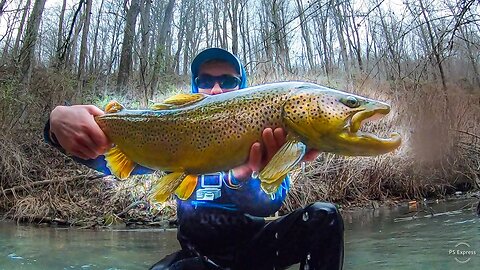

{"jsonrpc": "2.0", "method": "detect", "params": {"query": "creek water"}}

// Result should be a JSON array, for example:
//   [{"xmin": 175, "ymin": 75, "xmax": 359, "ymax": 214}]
[{"xmin": 1, "ymin": 198, "xmax": 478, "ymax": 270}]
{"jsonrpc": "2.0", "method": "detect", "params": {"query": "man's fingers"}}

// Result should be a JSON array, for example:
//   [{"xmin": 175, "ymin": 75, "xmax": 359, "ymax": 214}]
[
  {"xmin": 76, "ymin": 136, "xmax": 101, "ymax": 159},
  {"xmin": 87, "ymin": 123, "xmax": 110, "ymax": 153},
  {"xmin": 262, "ymin": 128, "xmax": 278, "ymax": 160},
  {"xmin": 85, "ymin": 105, "xmax": 105, "ymax": 116},
  {"xmin": 273, "ymin": 127, "xmax": 286, "ymax": 146},
  {"xmin": 248, "ymin": 142, "xmax": 262, "ymax": 172},
  {"xmin": 73, "ymin": 149, "xmax": 93, "ymax": 160}
]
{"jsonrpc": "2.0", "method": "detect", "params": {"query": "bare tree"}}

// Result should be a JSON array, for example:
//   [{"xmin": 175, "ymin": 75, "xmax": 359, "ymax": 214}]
[
  {"xmin": 117, "ymin": 0, "xmax": 140, "ymax": 92},
  {"xmin": 77, "ymin": 0, "xmax": 93, "ymax": 92},
  {"xmin": 295, "ymin": 0, "xmax": 314, "ymax": 70},
  {"xmin": 226, "ymin": 0, "xmax": 240, "ymax": 54},
  {"xmin": 418, "ymin": 0, "xmax": 447, "ymax": 92},
  {"xmin": 150, "ymin": 0, "xmax": 175, "ymax": 97},
  {"xmin": 138, "ymin": 0, "xmax": 151, "ymax": 104},
  {"xmin": 17, "ymin": 0, "xmax": 46, "ymax": 86},
  {"xmin": 89, "ymin": 0, "xmax": 105, "ymax": 73},
  {"xmin": 54, "ymin": 0, "xmax": 67, "ymax": 68},
  {"xmin": 0, "ymin": 0, "xmax": 7, "ymax": 17},
  {"xmin": 173, "ymin": 0, "xmax": 189, "ymax": 75},
  {"xmin": 12, "ymin": 0, "xmax": 32, "ymax": 58}
]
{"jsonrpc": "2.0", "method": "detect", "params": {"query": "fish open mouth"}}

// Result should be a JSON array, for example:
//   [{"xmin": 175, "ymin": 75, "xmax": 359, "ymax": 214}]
[{"xmin": 345, "ymin": 107, "xmax": 401, "ymax": 147}]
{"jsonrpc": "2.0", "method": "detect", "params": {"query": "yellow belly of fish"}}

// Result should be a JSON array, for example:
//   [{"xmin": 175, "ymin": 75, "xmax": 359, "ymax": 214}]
[{"xmin": 102, "ymin": 113, "xmax": 282, "ymax": 174}]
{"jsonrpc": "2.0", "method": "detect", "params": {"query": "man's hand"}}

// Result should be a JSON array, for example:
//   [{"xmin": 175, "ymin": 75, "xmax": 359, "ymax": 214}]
[
  {"xmin": 49, "ymin": 105, "xmax": 111, "ymax": 160},
  {"xmin": 231, "ymin": 127, "xmax": 320, "ymax": 181}
]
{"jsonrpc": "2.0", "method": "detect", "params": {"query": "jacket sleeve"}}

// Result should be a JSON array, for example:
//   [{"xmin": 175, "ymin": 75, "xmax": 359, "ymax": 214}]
[
  {"xmin": 43, "ymin": 119, "xmax": 154, "ymax": 175},
  {"xmin": 223, "ymin": 171, "xmax": 290, "ymax": 217}
]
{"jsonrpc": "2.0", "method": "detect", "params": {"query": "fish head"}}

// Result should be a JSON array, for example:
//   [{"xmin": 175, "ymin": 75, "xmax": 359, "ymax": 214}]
[{"xmin": 285, "ymin": 84, "xmax": 401, "ymax": 156}]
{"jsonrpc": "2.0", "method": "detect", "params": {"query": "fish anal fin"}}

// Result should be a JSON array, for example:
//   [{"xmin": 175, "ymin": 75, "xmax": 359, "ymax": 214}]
[
  {"xmin": 104, "ymin": 101, "xmax": 125, "ymax": 113},
  {"xmin": 148, "ymin": 172, "xmax": 186, "ymax": 203},
  {"xmin": 259, "ymin": 136, "xmax": 306, "ymax": 192},
  {"xmin": 175, "ymin": 175, "xmax": 198, "ymax": 200},
  {"xmin": 105, "ymin": 146, "xmax": 136, "ymax": 179}
]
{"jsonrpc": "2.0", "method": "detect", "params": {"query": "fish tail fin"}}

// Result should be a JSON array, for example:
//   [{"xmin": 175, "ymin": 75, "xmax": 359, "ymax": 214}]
[{"xmin": 105, "ymin": 146, "xmax": 136, "ymax": 179}]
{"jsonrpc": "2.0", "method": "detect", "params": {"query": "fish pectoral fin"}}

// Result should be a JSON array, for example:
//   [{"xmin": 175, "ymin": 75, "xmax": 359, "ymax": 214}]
[
  {"xmin": 260, "ymin": 174, "xmax": 288, "ymax": 194},
  {"xmin": 174, "ymin": 175, "xmax": 198, "ymax": 200},
  {"xmin": 259, "ymin": 137, "xmax": 306, "ymax": 193},
  {"xmin": 105, "ymin": 146, "xmax": 136, "ymax": 179},
  {"xmin": 148, "ymin": 172, "xmax": 186, "ymax": 203}
]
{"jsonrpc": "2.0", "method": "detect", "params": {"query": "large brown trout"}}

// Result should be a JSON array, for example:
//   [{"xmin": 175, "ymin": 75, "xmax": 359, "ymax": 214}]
[{"xmin": 95, "ymin": 82, "xmax": 401, "ymax": 202}]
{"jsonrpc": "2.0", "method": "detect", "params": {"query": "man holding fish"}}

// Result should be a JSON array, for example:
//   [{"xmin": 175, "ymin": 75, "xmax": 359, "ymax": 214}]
[{"xmin": 45, "ymin": 48, "xmax": 356, "ymax": 269}]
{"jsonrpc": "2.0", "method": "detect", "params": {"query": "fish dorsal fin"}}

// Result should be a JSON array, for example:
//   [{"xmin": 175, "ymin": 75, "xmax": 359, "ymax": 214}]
[
  {"xmin": 149, "ymin": 103, "xmax": 173, "ymax": 110},
  {"xmin": 105, "ymin": 146, "xmax": 136, "ymax": 179},
  {"xmin": 259, "ymin": 135, "xmax": 306, "ymax": 194},
  {"xmin": 148, "ymin": 172, "xmax": 187, "ymax": 202},
  {"xmin": 175, "ymin": 175, "xmax": 198, "ymax": 200},
  {"xmin": 150, "ymin": 93, "xmax": 206, "ymax": 111},
  {"xmin": 104, "ymin": 101, "xmax": 125, "ymax": 113},
  {"xmin": 163, "ymin": 93, "xmax": 206, "ymax": 105}
]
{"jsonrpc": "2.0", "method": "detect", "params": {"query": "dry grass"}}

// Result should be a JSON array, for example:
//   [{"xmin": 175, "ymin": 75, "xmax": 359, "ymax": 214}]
[
  {"xmin": 0, "ymin": 68, "xmax": 479, "ymax": 224},
  {"xmin": 0, "ymin": 130, "xmax": 176, "ymax": 226}
]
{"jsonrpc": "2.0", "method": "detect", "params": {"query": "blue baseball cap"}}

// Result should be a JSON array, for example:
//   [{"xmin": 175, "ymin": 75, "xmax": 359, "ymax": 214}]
[
  {"xmin": 191, "ymin": 48, "xmax": 242, "ymax": 77},
  {"xmin": 190, "ymin": 48, "xmax": 248, "ymax": 93}
]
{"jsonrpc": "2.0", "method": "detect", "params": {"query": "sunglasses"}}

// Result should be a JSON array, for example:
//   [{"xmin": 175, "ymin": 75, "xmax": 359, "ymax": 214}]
[{"xmin": 195, "ymin": 74, "xmax": 241, "ymax": 89}]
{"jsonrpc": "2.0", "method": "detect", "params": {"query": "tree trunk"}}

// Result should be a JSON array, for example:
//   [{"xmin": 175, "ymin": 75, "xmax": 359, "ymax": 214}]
[
  {"xmin": 332, "ymin": 0, "xmax": 349, "ymax": 74},
  {"xmin": 0, "ymin": 0, "xmax": 7, "ymax": 17},
  {"xmin": 174, "ymin": 0, "xmax": 188, "ymax": 75},
  {"xmin": 89, "ymin": 0, "xmax": 105, "ymax": 73},
  {"xmin": 17, "ymin": 0, "xmax": 46, "ymax": 87},
  {"xmin": 12, "ymin": 0, "xmax": 31, "ymax": 58},
  {"xmin": 77, "ymin": 0, "xmax": 92, "ymax": 93},
  {"xmin": 213, "ymin": 0, "xmax": 222, "ymax": 47},
  {"xmin": 295, "ymin": 0, "xmax": 314, "ymax": 70},
  {"xmin": 107, "ymin": 8, "xmax": 121, "ymax": 74},
  {"xmin": 54, "ymin": 0, "xmax": 67, "ymax": 68},
  {"xmin": 238, "ymin": 0, "xmax": 249, "ymax": 69},
  {"xmin": 1, "ymin": 7, "xmax": 20, "ymax": 62},
  {"xmin": 227, "ymin": 0, "xmax": 239, "ymax": 55},
  {"xmin": 139, "ymin": 0, "xmax": 151, "ymax": 105},
  {"xmin": 419, "ymin": 0, "xmax": 447, "ymax": 92},
  {"xmin": 222, "ymin": 2, "xmax": 228, "ymax": 49},
  {"xmin": 460, "ymin": 26, "xmax": 480, "ymax": 88},
  {"xmin": 57, "ymin": 1, "xmax": 84, "ymax": 71},
  {"xmin": 150, "ymin": 0, "xmax": 175, "ymax": 97},
  {"xmin": 116, "ymin": 0, "xmax": 140, "ymax": 92}
]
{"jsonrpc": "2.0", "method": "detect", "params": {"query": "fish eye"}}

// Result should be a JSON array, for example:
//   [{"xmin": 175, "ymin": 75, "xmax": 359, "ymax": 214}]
[{"xmin": 341, "ymin": 96, "xmax": 360, "ymax": 108}]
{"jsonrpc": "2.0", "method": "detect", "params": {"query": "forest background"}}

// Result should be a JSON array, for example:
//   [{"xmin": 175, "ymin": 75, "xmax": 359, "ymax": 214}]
[{"xmin": 0, "ymin": 0, "xmax": 479, "ymax": 227}]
